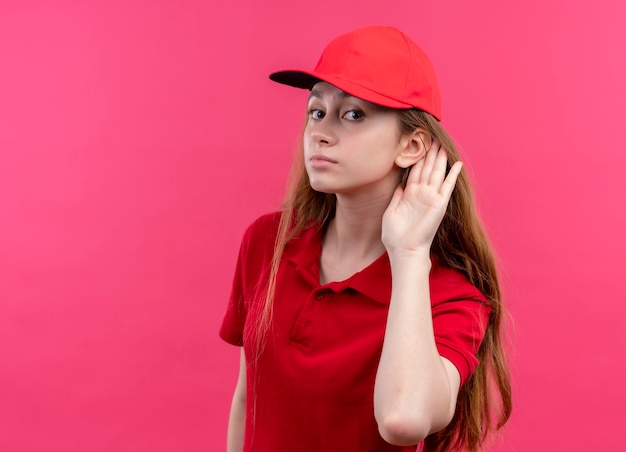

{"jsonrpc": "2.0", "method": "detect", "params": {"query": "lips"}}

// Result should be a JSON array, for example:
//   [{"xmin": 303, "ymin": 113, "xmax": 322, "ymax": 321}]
[
  {"xmin": 309, "ymin": 154, "xmax": 338, "ymax": 169},
  {"xmin": 310, "ymin": 154, "xmax": 337, "ymax": 163}
]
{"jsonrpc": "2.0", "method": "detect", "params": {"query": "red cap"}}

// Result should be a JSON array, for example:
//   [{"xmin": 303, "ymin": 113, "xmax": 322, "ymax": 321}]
[{"xmin": 270, "ymin": 26, "xmax": 442, "ymax": 120}]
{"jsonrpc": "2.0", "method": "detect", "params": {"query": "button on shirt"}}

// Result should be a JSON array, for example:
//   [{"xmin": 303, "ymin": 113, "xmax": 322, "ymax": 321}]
[{"xmin": 220, "ymin": 212, "xmax": 490, "ymax": 452}]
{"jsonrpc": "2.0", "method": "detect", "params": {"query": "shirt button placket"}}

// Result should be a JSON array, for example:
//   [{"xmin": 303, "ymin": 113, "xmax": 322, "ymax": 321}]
[{"xmin": 290, "ymin": 291, "xmax": 325, "ymax": 348}]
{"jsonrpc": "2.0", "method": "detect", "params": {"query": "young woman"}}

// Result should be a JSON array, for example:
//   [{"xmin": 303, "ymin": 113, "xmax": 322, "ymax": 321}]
[{"xmin": 220, "ymin": 26, "xmax": 511, "ymax": 452}]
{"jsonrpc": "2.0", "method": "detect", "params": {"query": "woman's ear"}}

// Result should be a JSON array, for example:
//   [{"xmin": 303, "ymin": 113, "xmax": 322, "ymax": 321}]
[{"xmin": 395, "ymin": 129, "xmax": 431, "ymax": 168}]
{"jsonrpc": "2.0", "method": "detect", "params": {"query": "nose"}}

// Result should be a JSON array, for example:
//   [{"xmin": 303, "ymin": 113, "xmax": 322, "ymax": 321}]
[{"xmin": 309, "ymin": 120, "xmax": 337, "ymax": 146}]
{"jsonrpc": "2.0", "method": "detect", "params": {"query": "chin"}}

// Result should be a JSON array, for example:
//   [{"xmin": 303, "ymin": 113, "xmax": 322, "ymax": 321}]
[
  {"xmin": 309, "ymin": 182, "xmax": 337, "ymax": 195},
  {"xmin": 306, "ymin": 174, "xmax": 335, "ymax": 194}
]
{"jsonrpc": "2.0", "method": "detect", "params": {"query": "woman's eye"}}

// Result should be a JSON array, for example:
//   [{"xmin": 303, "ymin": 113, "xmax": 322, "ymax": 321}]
[
  {"xmin": 309, "ymin": 109, "xmax": 325, "ymax": 120},
  {"xmin": 343, "ymin": 110, "xmax": 364, "ymax": 121}
]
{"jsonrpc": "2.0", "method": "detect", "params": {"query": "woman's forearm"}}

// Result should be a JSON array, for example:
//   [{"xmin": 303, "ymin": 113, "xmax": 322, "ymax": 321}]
[
  {"xmin": 227, "ymin": 349, "xmax": 247, "ymax": 452},
  {"xmin": 374, "ymin": 252, "xmax": 457, "ymax": 446}
]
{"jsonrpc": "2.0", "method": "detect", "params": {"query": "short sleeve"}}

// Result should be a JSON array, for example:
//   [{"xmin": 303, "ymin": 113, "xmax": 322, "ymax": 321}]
[
  {"xmin": 430, "ymin": 266, "xmax": 491, "ymax": 386},
  {"xmin": 219, "ymin": 212, "xmax": 281, "ymax": 346},
  {"xmin": 219, "ymin": 231, "xmax": 248, "ymax": 346}
]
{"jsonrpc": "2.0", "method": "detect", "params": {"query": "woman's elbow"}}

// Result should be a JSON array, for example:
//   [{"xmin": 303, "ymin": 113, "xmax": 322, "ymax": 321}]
[
  {"xmin": 376, "ymin": 410, "xmax": 454, "ymax": 446},
  {"xmin": 377, "ymin": 412, "xmax": 430, "ymax": 446}
]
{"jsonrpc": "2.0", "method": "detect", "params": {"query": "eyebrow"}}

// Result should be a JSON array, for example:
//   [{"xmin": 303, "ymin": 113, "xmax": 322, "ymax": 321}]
[
  {"xmin": 308, "ymin": 89, "xmax": 388, "ymax": 113},
  {"xmin": 308, "ymin": 88, "xmax": 353, "ymax": 101}
]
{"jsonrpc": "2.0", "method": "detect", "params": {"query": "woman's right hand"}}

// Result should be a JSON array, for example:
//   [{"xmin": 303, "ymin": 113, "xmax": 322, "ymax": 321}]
[{"xmin": 381, "ymin": 140, "xmax": 463, "ymax": 259}]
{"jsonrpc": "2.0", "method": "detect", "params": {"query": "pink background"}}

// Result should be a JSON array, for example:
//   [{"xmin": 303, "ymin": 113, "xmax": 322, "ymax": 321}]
[{"xmin": 1, "ymin": 1, "xmax": 625, "ymax": 451}]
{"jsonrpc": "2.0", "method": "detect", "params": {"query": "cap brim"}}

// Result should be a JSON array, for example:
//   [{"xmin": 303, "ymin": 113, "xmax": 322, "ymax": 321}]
[
  {"xmin": 269, "ymin": 70, "xmax": 414, "ymax": 110},
  {"xmin": 269, "ymin": 70, "xmax": 321, "ymax": 90}
]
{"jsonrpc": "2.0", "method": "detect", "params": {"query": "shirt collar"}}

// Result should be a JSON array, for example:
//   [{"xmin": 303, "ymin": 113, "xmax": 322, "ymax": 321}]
[{"xmin": 284, "ymin": 224, "xmax": 392, "ymax": 305}]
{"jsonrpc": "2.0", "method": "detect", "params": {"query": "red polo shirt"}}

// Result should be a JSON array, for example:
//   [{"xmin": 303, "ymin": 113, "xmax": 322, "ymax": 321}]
[{"xmin": 220, "ymin": 212, "xmax": 490, "ymax": 452}]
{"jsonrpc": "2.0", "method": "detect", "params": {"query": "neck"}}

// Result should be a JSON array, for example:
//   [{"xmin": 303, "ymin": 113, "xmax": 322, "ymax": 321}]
[{"xmin": 324, "ymin": 190, "xmax": 393, "ymax": 260}]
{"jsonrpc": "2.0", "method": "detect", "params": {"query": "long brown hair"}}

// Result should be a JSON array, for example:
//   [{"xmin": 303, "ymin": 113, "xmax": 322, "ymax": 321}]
[{"xmin": 248, "ymin": 108, "xmax": 512, "ymax": 451}]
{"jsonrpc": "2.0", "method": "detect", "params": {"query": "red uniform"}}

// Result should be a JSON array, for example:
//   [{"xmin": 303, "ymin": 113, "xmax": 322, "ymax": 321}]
[{"xmin": 220, "ymin": 212, "xmax": 490, "ymax": 451}]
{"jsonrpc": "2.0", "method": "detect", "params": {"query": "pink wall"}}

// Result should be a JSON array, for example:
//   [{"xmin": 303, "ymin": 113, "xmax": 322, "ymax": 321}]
[{"xmin": 1, "ymin": 1, "xmax": 625, "ymax": 451}]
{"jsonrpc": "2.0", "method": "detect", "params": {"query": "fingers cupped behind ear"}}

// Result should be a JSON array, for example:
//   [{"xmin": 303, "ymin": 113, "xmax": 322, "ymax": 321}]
[
  {"xmin": 440, "ymin": 161, "xmax": 463, "ymax": 199},
  {"xmin": 429, "ymin": 148, "xmax": 450, "ymax": 187},
  {"xmin": 419, "ymin": 140, "xmax": 439, "ymax": 184},
  {"xmin": 405, "ymin": 154, "xmax": 426, "ymax": 186}
]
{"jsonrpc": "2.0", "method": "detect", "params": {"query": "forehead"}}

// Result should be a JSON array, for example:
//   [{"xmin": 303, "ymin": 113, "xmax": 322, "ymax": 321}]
[
  {"xmin": 309, "ymin": 82, "xmax": 358, "ymax": 101},
  {"xmin": 308, "ymin": 82, "xmax": 385, "ymax": 112}
]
